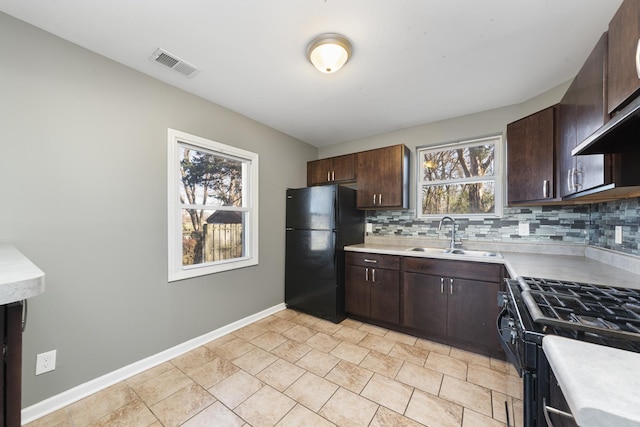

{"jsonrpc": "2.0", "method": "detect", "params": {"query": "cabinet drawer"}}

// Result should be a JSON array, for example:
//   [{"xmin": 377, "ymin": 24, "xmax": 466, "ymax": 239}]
[
  {"xmin": 402, "ymin": 257, "xmax": 502, "ymax": 282},
  {"xmin": 345, "ymin": 252, "xmax": 399, "ymax": 270}
]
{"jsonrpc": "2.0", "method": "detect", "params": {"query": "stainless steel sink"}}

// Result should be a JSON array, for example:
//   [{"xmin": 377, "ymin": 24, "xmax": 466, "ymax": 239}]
[
  {"xmin": 441, "ymin": 248, "xmax": 502, "ymax": 258},
  {"xmin": 405, "ymin": 247, "xmax": 502, "ymax": 258},
  {"xmin": 405, "ymin": 247, "xmax": 446, "ymax": 254}
]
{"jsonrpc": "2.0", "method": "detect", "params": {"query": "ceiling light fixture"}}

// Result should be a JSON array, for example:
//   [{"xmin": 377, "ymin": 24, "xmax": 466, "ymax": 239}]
[{"xmin": 306, "ymin": 33, "xmax": 352, "ymax": 74}]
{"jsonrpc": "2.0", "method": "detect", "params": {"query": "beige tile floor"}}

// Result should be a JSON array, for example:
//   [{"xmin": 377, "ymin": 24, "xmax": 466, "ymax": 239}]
[{"xmin": 26, "ymin": 309, "xmax": 524, "ymax": 427}]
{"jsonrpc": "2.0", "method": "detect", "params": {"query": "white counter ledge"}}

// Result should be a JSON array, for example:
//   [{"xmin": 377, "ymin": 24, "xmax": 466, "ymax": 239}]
[
  {"xmin": 543, "ymin": 336, "xmax": 640, "ymax": 427},
  {"xmin": 501, "ymin": 251, "xmax": 640, "ymax": 289},
  {"xmin": 0, "ymin": 244, "xmax": 45, "ymax": 305}
]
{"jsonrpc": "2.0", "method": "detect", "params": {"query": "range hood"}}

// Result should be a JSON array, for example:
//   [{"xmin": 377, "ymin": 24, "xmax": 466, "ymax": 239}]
[{"xmin": 572, "ymin": 94, "xmax": 640, "ymax": 155}]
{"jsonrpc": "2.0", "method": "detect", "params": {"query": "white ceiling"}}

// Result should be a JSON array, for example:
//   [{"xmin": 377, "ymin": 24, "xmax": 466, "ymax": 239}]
[{"xmin": 0, "ymin": 0, "xmax": 623, "ymax": 147}]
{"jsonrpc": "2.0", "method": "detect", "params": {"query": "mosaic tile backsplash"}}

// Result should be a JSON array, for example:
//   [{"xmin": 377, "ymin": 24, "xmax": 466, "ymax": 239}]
[{"xmin": 366, "ymin": 197, "xmax": 640, "ymax": 256}]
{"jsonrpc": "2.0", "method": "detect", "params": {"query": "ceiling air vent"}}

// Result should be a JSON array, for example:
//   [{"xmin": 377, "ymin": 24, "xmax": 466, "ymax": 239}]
[{"xmin": 150, "ymin": 48, "xmax": 199, "ymax": 78}]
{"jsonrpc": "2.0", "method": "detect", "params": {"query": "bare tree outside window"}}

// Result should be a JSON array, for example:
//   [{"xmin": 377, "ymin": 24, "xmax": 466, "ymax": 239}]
[
  {"xmin": 418, "ymin": 136, "xmax": 501, "ymax": 217},
  {"xmin": 179, "ymin": 146, "xmax": 244, "ymax": 266}
]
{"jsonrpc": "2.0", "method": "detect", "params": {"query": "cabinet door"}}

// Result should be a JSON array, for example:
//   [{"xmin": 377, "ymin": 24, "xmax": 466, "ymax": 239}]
[
  {"xmin": 402, "ymin": 272, "xmax": 447, "ymax": 336},
  {"xmin": 357, "ymin": 145, "xmax": 409, "ymax": 209},
  {"xmin": 307, "ymin": 158, "xmax": 333, "ymax": 186},
  {"xmin": 608, "ymin": 0, "xmax": 640, "ymax": 114},
  {"xmin": 345, "ymin": 264, "xmax": 370, "ymax": 317},
  {"xmin": 356, "ymin": 148, "xmax": 379, "ymax": 208},
  {"xmin": 2, "ymin": 302, "xmax": 23, "ymax": 427},
  {"xmin": 447, "ymin": 278, "xmax": 500, "ymax": 348},
  {"xmin": 506, "ymin": 106, "xmax": 556, "ymax": 203},
  {"xmin": 575, "ymin": 32, "xmax": 607, "ymax": 193},
  {"xmin": 331, "ymin": 154, "xmax": 356, "ymax": 183},
  {"xmin": 558, "ymin": 33, "xmax": 607, "ymax": 198},
  {"xmin": 370, "ymin": 268, "xmax": 400, "ymax": 325},
  {"xmin": 559, "ymin": 79, "xmax": 578, "ymax": 198}
]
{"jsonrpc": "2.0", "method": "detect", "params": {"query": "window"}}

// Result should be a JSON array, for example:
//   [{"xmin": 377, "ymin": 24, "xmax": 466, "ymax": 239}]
[
  {"xmin": 167, "ymin": 129, "xmax": 258, "ymax": 281},
  {"xmin": 416, "ymin": 135, "xmax": 502, "ymax": 218}
]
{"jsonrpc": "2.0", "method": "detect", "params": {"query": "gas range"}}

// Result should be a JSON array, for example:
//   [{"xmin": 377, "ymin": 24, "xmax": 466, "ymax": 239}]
[
  {"xmin": 502, "ymin": 277, "xmax": 640, "ymax": 355},
  {"xmin": 498, "ymin": 276, "xmax": 640, "ymax": 427},
  {"xmin": 517, "ymin": 276, "xmax": 640, "ymax": 345}
]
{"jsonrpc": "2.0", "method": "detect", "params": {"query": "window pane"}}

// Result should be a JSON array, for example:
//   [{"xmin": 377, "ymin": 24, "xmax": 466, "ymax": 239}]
[
  {"xmin": 179, "ymin": 146, "xmax": 243, "ymax": 207},
  {"xmin": 182, "ymin": 209, "xmax": 244, "ymax": 266},
  {"xmin": 421, "ymin": 182, "xmax": 495, "ymax": 215},
  {"xmin": 422, "ymin": 144, "xmax": 494, "ymax": 181}
]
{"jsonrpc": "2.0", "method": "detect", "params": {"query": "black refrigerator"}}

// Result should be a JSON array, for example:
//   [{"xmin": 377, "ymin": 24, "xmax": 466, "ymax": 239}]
[{"xmin": 285, "ymin": 185, "xmax": 364, "ymax": 323}]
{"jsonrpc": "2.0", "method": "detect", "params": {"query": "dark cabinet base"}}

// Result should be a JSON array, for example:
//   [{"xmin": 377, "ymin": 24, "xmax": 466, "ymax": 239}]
[
  {"xmin": 2, "ymin": 302, "xmax": 23, "ymax": 427},
  {"xmin": 345, "ymin": 253, "xmax": 506, "ymax": 360},
  {"xmin": 346, "ymin": 312, "xmax": 506, "ymax": 360}
]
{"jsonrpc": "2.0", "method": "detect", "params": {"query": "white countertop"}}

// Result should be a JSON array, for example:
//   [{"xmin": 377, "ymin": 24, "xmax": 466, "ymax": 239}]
[
  {"xmin": 345, "ymin": 242, "xmax": 640, "ymax": 290},
  {"xmin": 543, "ymin": 336, "xmax": 640, "ymax": 427},
  {"xmin": 502, "ymin": 251, "xmax": 640, "ymax": 290},
  {"xmin": 0, "ymin": 244, "xmax": 45, "ymax": 305}
]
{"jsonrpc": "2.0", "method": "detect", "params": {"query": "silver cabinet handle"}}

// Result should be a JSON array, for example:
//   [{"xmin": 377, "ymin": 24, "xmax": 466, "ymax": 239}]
[
  {"xmin": 372, "ymin": 269, "xmax": 376, "ymax": 283},
  {"xmin": 332, "ymin": 170, "xmax": 335, "ymax": 181},
  {"xmin": 365, "ymin": 267, "xmax": 369, "ymax": 282},
  {"xmin": 373, "ymin": 194, "xmax": 377, "ymax": 205},
  {"xmin": 363, "ymin": 258, "xmax": 377, "ymax": 263},
  {"xmin": 636, "ymin": 37, "xmax": 640, "ymax": 79},
  {"xmin": 567, "ymin": 168, "xmax": 573, "ymax": 192},
  {"xmin": 440, "ymin": 277, "xmax": 444, "ymax": 293},
  {"xmin": 449, "ymin": 278, "xmax": 454, "ymax": 294},
  {"xmin": 378, "ymin": 194, "xmax": 382, "ymax": 205},
  {"xmin": 327, "ymin": 171, "xmax": 331, "ymax": 182},
  {"xmin": 543, "ymin": 398, "xmax": 574, "ymax": 427},
  {"xmin": 573, "ymin": 168, "xmax": 581, "ymax": 191},
  {"xmin": 22, "ymin": 299, "xmax": 28, "ymax": 332},
  {"xmin": 543, "ymin": 179, "xmax": 549, "ymax": 198}
]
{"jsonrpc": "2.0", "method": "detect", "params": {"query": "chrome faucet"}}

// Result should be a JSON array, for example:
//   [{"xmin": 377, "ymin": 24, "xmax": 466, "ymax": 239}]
[{"xmin": 438, "ymin": 216, "xmax": 457, "ymax": 249}]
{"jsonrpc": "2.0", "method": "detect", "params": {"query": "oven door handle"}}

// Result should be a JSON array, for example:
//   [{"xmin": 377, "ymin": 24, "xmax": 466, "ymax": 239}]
[
  {"xmin": 496, "ymin": 307, "xmax": 523, "ymax": 377},
  {"xmin": 543, "ymin": 397, "xmax": 575, "ymax": 427}
]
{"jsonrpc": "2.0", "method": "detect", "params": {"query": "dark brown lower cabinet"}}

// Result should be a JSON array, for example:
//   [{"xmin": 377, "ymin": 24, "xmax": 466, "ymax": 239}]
[
  {"xmin": 1, "ymin": 302, "xmax": 23, "ymax": 427},
  {"xmin": 402, "ymin": 273, "xmax": 447, "ymax": 336},
  {"xmin": 447, "ymin": 278, "xmax": 501, "ymax": 348},
  {"xmin": 344, "ymin": 252, "xmax": 504, "ymax": 357},
  {"xmin": 403, "ymin": 272, "xmax": 500, "ymax": 351},
  {"xmin": 345, "ymin": 264, "xmax": 400, "ymax": 325}
]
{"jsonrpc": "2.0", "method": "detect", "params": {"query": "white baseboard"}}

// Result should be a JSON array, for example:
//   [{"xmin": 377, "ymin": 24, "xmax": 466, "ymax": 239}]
[{"xmin": 21, "ymin": 303, "xmax": 286, "ymax": 425}]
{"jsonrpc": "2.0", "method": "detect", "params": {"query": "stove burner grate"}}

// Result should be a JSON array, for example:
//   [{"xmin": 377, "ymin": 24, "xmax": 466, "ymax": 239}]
[{"xmin": 518, "ymin": 277, "xmax": 640, "ymax": 343}]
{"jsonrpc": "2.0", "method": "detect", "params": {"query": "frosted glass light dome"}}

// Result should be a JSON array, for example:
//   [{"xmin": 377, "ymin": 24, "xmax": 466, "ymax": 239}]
[{"xmin": 307, "ymin": 34, "xmax": 352, "ymax": 74}]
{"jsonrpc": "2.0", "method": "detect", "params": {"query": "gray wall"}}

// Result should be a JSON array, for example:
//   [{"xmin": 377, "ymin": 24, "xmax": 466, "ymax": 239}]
[
  {"xmin": 318, "ymin": 81, "xmax": 570, "ymax": 212},
  {"xmin": 319, "ymin": 82, "xmax": 568, "ymax": 159},
  {"xmin": 0, "ymin": 13, "xmax": 317, "ymax": 406}
]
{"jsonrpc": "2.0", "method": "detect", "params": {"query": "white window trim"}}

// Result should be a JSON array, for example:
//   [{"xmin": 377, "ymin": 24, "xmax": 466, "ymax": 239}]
[
  {"xmin": 415, "ymin": 134, "xmax": 503, "ymax": 219},
  {"xmin": 167, "ymin": 129, "xmax": 259, "ymax": 282}
]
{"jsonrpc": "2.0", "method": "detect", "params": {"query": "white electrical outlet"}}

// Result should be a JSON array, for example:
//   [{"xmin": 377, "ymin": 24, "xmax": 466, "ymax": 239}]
[
  {"xmin": 365, "ymin": 223, "xmax": 373, "ymax": 233},
  {"xmin": 519, "ymin": 222, "xmax": 530, "ymax": 236},
  {"xmin": 615, "ymin": 226, "xmax": 623, "ymax": 244},
  {"xmin": 35, "ymin": 350, "xmax": 57, "ymax": 375}
]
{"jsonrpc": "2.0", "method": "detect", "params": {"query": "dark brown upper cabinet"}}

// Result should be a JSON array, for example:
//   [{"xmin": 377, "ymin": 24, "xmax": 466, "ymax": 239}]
[
  {"xmin": 507, "ymin": 105, "xmax": 559, "ymax": 205},
  {"xmin": 608, "ymin": 0, "xmax": 640, "ymax": 114},
  {"xmin": 356, "ymin": 144, "xmax": 410, "ymax": 210},
  {"xmin": 307, "ymin": 153, "xmax": 356, "ymax": 186},
  {"xmin": 558, "ymin": 33, "xmax": 608, "ymax": 198}
]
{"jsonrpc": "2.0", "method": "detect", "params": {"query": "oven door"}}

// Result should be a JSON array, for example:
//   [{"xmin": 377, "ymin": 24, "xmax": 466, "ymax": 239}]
[{"xmin": 497, "ymin": 306, "xmax": 524, "ymax": 376}]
